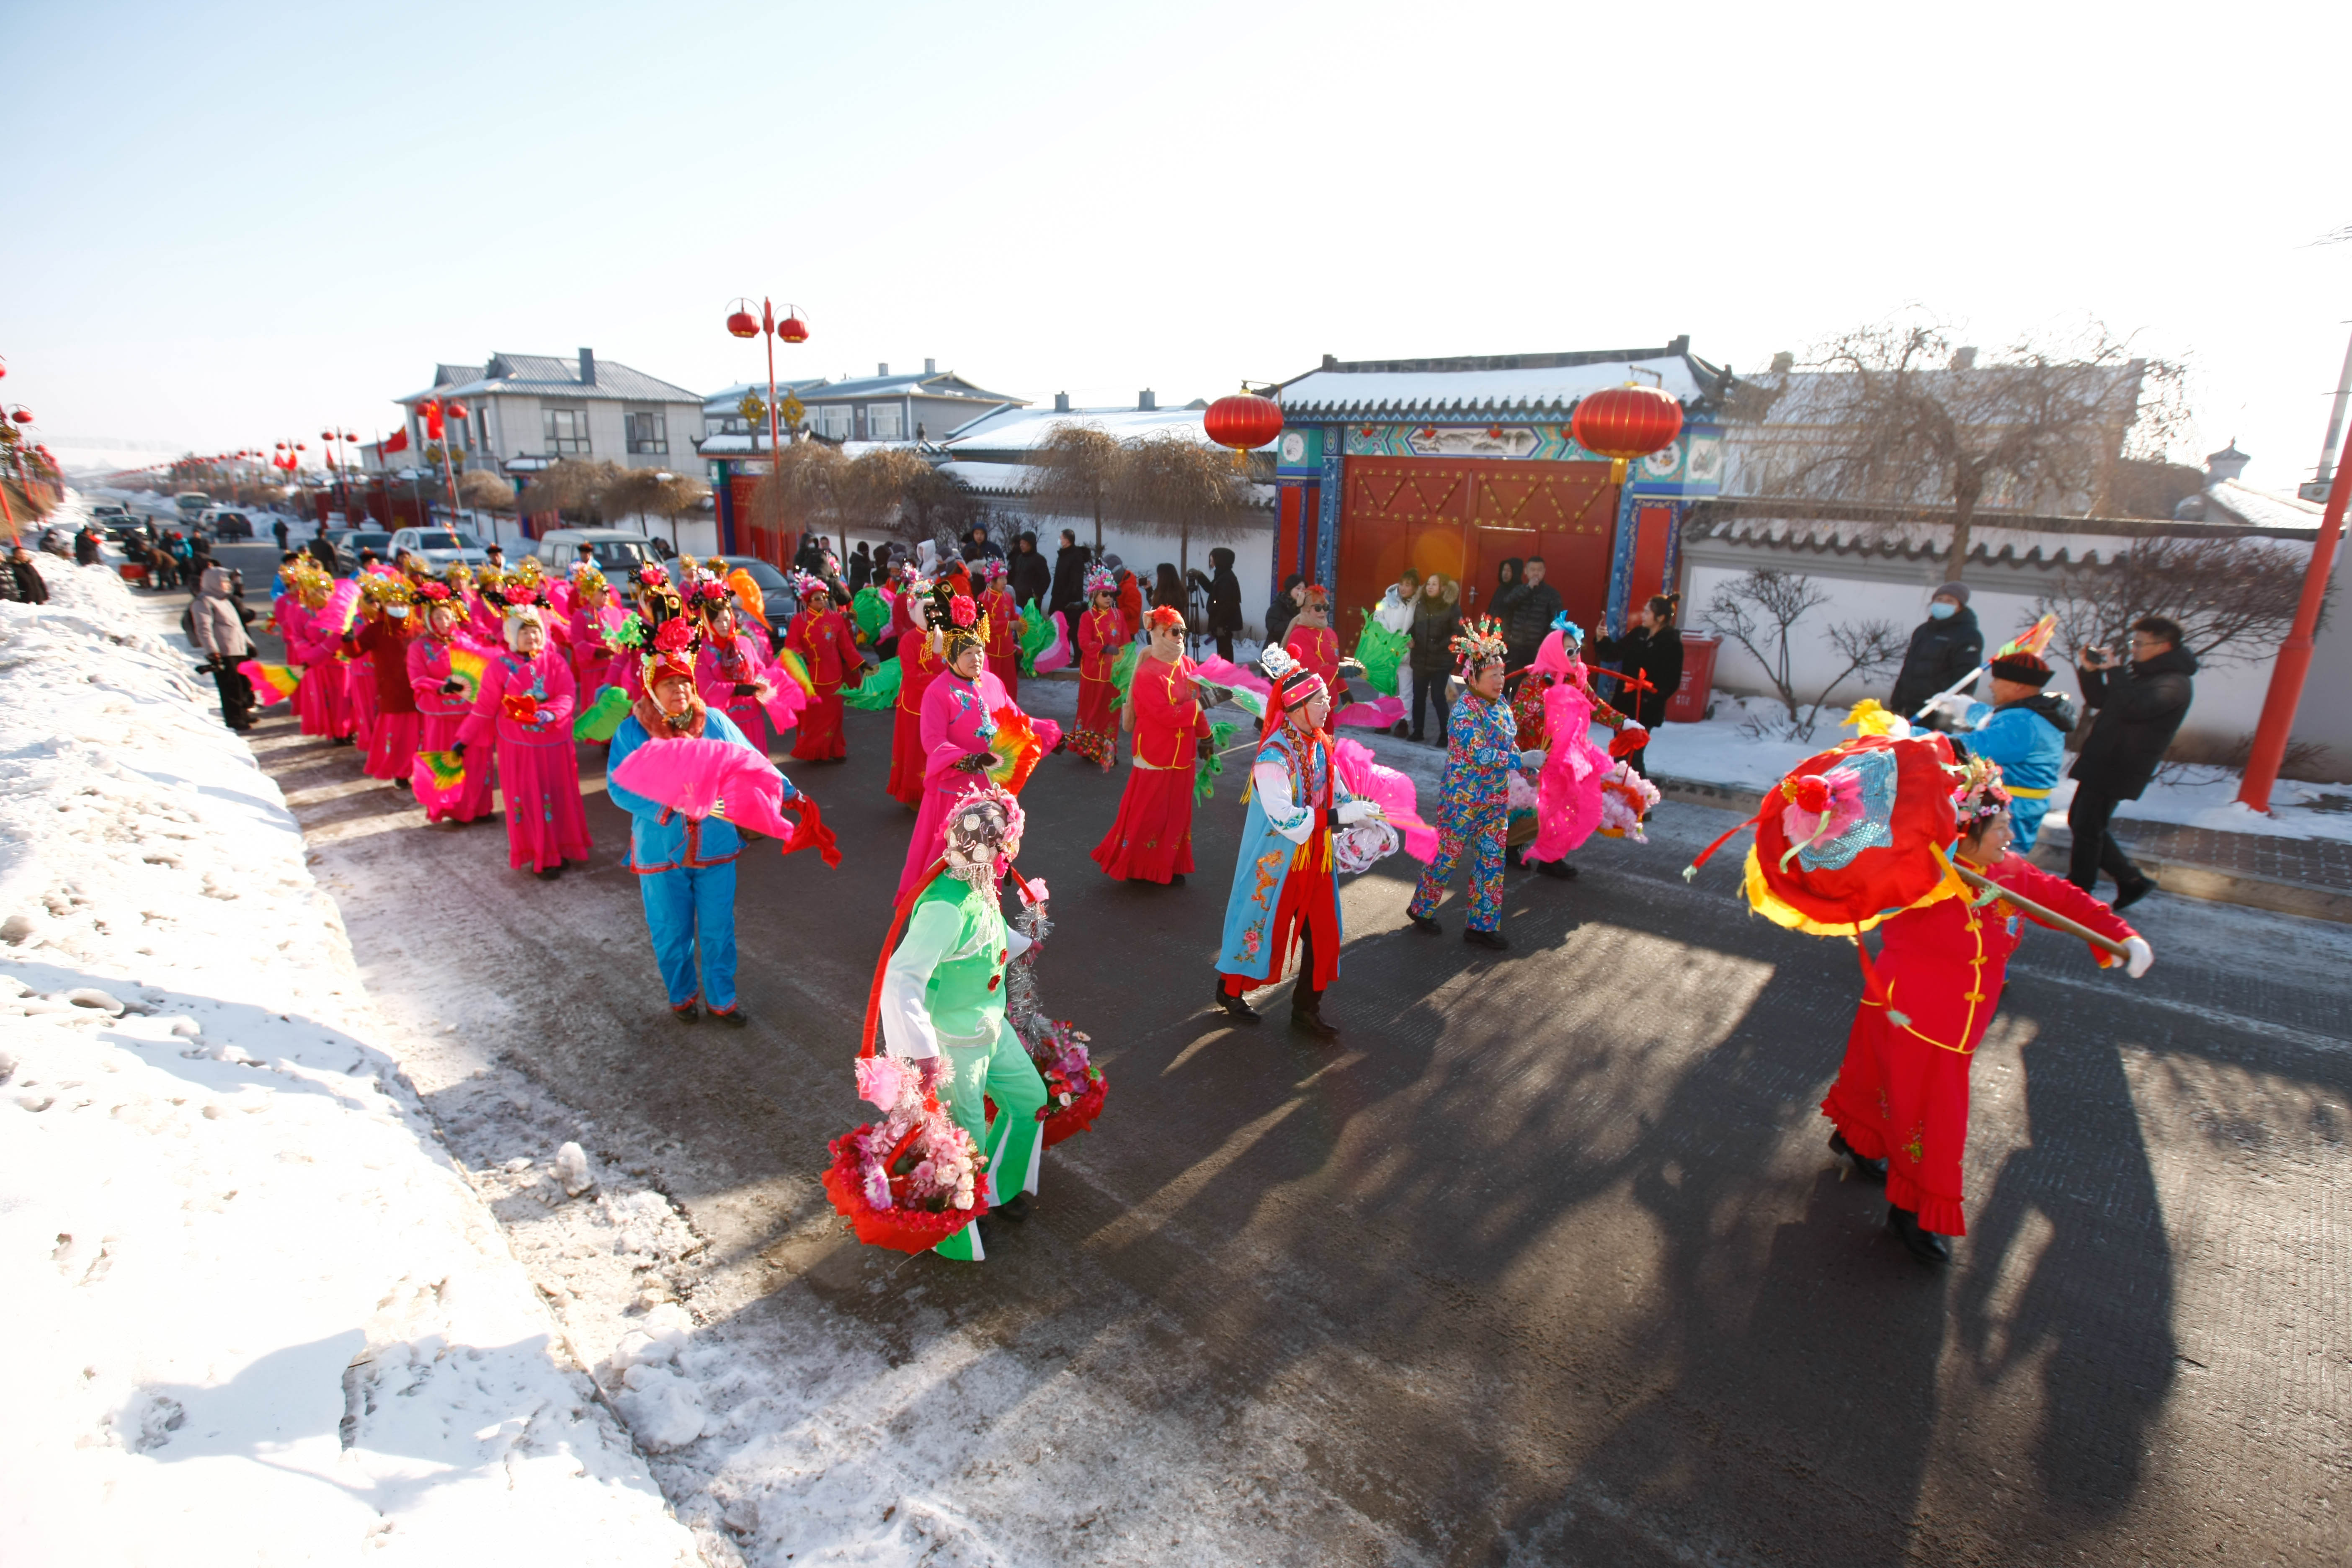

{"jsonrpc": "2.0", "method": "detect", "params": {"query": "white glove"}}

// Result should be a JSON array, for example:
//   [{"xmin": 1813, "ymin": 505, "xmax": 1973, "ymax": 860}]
[
  {"xmin": 1516, "ymin": 748, "xmax": 1549, "ymax": 770},
  {"xmin": 1925, "ymin": 692, "xmax": 1978, "ymax": 727},
  {"xmin": 2123, "ymin": 936, "xmax": 2153, "ymax": 979},
  {"xmin": 1335, "ymin": 800, "xmax": 1381, "ymax": 826}
]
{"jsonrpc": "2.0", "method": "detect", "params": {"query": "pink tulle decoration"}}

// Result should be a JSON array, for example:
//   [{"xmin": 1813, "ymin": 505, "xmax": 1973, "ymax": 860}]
[
  {"xmin": 1331, "ymin": 738, "xmax": 1438, "ymax": 864},
  {"xmin": 855, "ymin": 1054, "xmax": 910, "ymax": 1113},
  {"xmin": 1031, "ymin": 610, "xmax": 1073, "ymax": 675},
  {"xmin": 1532, "ymin": 680, "xmax": 1614, "ymax": 861},
  {"xmin": 1507, "ymin": 771, "xmax": 1539, "ymax": 812},
  {"xmin": 1334, "ymin": 694, "xmax": 1406, "ymax": 730},
  {"xmin": 761, "ymin": 677, "xmax": 808, "ymax": 729},
  {"xmin": 610, "ymin": 735, "xmax": 798, "ymax": 840}
]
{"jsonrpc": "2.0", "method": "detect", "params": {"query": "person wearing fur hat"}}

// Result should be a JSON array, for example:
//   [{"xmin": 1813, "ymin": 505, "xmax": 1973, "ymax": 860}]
[
  {"xmin": 886, "ymin": 568, "xmax": 950, "ymax": 807},
  {"xmin": 692, "ymin": 580, "xmax": 782, "ymax": 757},
  {"xmin": 456, "ymin": 587, "xmax": 592, "ymax": 879},
  {"xmin": 978, "ymin": 557, "xmax": 1022, "ymax": 701},
  {"xmin": 1212, "ymin": 645, "xmax": 1383, "ymax": 1039},
  {"xmin": 1822, "ymin": 762, "xmax": 2151, "ymax": 1264},
  {"xmin": 1408, "ymin": 619, "xmax": 1548, "ymax": 949},
  {"xmin": 1093, "ymin": 605, "xmax": 1214, "ymax": 885},
  {"xmin": 1282, "ymin": 583, "xmax": 1347, "ymax": 707},
  {"xmin": 879, "ymin": 785, "xmax": 1051, "ymax": 1258},
  {"xmin": 605, "ymin": 617, "xmax": 783, "ymax": 1025},
  {"xmin": 786, "ymin": 573, "xmax": 854, "ymax": 762},
  {"xmin": 1070, "ymin": 565, "xmax": 1126, "ymax": 770},
  {"xmin": 406, "ymin": 581, "xmax": 497, "ymax": 824},
  {"xmin": 897, "ymin": 583, "xmax": 1008, "ymax": 901},
  {"xmin": 1923, "ymin": 650, "xmax": 2074, "ymax": 852}
]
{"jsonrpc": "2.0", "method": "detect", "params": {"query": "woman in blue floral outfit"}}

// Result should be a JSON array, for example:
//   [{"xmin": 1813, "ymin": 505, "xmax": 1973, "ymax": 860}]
[{"xmin": 1409, "ymin": 619, "xmax": 1547, "ymax": 950}]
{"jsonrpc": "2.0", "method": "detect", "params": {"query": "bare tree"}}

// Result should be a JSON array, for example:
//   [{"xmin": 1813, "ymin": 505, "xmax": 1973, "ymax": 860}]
[
  {"xmin": 456, "ymin": 469, "xmax": 514, "ymax": 513},
  {"xmin": 2034, "ymin": 533, "xmax": 2315, "ymax": 674},
  {"xmin": 750, "ymin": 440, "xmax": 846, "ymax": 542},
  {"xmin": 1704, "ymin": 568, "xmax": 1905, "ymax": 740},
  {"xmin": 1741, "ymin": 313, "xmax": 2191, "ymax": 579},
  {"xmin": 1027, "ymin": 423, "xmax": 1123, "ymax": 551},
  {"xmin": 520, "ymin": 458, "xmax": 626, "ymax": 524},
  {"xmin": 833, "ymin": 447, "xmax": 941, "ymax": 547},
  {"xmin": 600, "ymin": 469, "xmax": 712, "ymax": 550},
  {"xmin": 1113, "ymin": 431, "xmax": 1259, "ymax": 579}
]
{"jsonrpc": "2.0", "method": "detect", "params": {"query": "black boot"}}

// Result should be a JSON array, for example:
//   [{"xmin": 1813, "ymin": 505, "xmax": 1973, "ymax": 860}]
[
  {"xmin": 2112, "ymin": 875, "xmax": 2155, "ymax": 911},
  {"xmin": 994, "ymin": 1191, "xmax": 1032, "ymax": 1223},
  {"xmin": 671, "ymin": 1000, "xmax": 701, "ymax": 1025},
  {"xmin": 1289, "ymin": 985, "xmax": 1339, "ymax": 1042},
  {"xmin": 707, "ymin": 1003, "xmax": 749, "ymax": 1028},
  {"xmin": 1409, "ymin": 913, "xmax": 1442, "ymax": 935},
  {"xmin": 1464, "ymin": 927, "xmax": 1508, "ymax": 951},
  {"xmin": 1534, "ymin": 859, "xmax": 1578, "ymax": 880},
  {"xmin": 1213, "ymin": 977, "xmax": 1261, "ymax": 1026},
  {"xmin": 1888, "ymin": 1203, "xmax": 1952, "ymax": 1264},
  {"xmin": 1829, "ymin": 1130, "xmax": 1888, "ymax": 1184}
]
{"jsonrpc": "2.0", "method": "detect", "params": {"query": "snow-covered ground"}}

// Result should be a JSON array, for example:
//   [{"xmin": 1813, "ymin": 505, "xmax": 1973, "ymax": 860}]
[
  {"xmin": 1641, "ymin": 692, "xmax": 2352, "ymax": 844},
  {"xmin": 0, "ymin": 500, "xmax": 702, "ymax": 1565}
]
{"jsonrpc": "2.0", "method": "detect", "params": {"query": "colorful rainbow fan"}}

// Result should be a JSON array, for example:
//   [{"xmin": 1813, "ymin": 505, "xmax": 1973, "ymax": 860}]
[
  {"xmin": 1999, "ymin": 613, "xmax": 2058, "ymax": 659},
  {"xmin": 237, "ymin": 661, "xmax": 301, "ymax": 706},
  {"xmin": 773, "ymin": 647, "xmax": 816, "ymax": 696},
  {"xmin": 443, "ymin": 647, "xmax": 489, "ymax": 705},
  {"xmin": 412, "ymin": 750, "xmax": 466, "ymax": 815},
  {"xmin": 983, "ymin": 706, "xmax": 1047, "ymax": 794}
]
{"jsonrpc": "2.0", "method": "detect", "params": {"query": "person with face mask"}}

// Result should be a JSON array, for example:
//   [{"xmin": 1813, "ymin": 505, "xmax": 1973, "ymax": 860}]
[{"xmin": 1890, "ymin": 582, "xmax": 1984, "ymax": 720}]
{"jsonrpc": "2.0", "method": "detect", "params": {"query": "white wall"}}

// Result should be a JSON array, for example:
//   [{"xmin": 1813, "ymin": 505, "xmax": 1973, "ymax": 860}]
[{"xmin": 1683, "ymin": 548, "xmax": 2321, "ymax": 769}]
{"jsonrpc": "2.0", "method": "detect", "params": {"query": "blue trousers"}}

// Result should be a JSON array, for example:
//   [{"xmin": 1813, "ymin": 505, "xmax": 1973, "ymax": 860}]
[{"xmin": 638, "ymin": 862, "xmax": 738, "ymax": 1010}]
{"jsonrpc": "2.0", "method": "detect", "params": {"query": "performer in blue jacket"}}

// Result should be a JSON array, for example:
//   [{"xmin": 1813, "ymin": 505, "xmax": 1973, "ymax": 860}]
[
  {"xmin": 1936, "ymin": 651, "xmax": 2073, "ymax": 852},
  {"xmin": 606, "ymin": 622, "xmax": 794, "ymax": 1026}
]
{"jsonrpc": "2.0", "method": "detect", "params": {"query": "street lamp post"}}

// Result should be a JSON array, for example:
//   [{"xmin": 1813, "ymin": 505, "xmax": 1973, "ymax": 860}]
[{"xmin": 724, "ymin": 297, "xmax": 809, "ymax": 562}]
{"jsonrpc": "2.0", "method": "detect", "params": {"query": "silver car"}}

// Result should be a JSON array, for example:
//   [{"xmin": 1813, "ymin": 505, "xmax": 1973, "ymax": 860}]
[{"xmin": 390, "ymin": 526, "xmax": 492, "ymax": 570}]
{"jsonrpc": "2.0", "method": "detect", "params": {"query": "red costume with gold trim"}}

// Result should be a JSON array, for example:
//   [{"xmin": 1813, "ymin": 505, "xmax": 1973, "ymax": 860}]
[
  {"xmin": 1071, "ymin": 604, "xmax": 1125, "ymax": 769},
  {"xmin": 1091, "ymin": 646, "xmax": 1210, "ymax": 882},
  {"xmin": 981, "ymin": 582, "xmax": 1021, "ymax": 701},
  {"xmin": 887, "ymin": 632, "xmax": 946, "ymax": 805},
  {"xmin": 786, "ymin": 601, "xmax": 852, "ymax": 761}
]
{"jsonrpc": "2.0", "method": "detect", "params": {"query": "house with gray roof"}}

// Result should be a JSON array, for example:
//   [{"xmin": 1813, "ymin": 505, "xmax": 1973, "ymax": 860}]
[
  {"xmin": 376, "ymin": 349, "xmax": 706, "ymax": 476},
  {"xmin": 693, "ymin": 360, "xmax": 1024, "ymax": 467}
]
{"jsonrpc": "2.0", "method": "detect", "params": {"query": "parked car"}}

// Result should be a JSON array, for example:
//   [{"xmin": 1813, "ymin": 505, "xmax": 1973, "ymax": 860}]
[
  {"xmin": 389, "ymin": 526, "xmax": 491, "ymax": 571},
  {"xmin": 696, "ymin": 554, "xmax": 797, "ymax": 652},
  {"xmin": 90, "ymin": 501, "xmax": 130, "ymax": 523},
  {"xmin": 197, "ymin": 508, "xmax": 255, "ymax": 540},
  {"xmin": 322, "ymin": 530, "xmax": 396, "ymax": 571},
  {"xmin": 529, "ymin": 528, "xmax": 674, "ymax": 579},
  {"xmin": 175, "ymin": 492, "xmax": 212, "ymax": 517}
]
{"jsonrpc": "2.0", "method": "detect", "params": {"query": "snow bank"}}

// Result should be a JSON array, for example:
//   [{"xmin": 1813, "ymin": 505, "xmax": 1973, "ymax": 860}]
[{"xmin": 0, "ymin": 518, "xmax": 702, "ymax": 1565}]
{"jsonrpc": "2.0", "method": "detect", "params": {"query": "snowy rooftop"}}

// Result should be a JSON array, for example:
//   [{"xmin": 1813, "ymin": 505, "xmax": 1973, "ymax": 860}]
[
  {"xmin": 1279, "ymin": 352, "xmax": 1714, "ymax": 418},
  {"xmin": 2202, "ymin": 479, "xmax": 2324, "ymax": 531},
  {"xmin": 940, "ymin": 403, "xmax": 1264, "ymax": 458},
  {"xmin": 1693, "ymin": 503, "xmax": 2318, "ymax": 567},
  {"xmin": 401, "ymin": 352, "xmax": 703, "ymax": 407}
]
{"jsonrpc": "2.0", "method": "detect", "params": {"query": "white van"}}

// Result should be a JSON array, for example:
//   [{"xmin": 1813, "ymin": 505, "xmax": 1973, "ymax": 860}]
[{"xmin": 530, "ymin": 528, "xmax": 673, "ymax": 578}]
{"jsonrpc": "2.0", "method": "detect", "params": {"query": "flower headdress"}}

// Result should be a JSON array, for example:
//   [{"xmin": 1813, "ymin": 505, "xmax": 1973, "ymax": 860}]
[
  {"xmin": 1256, "ymin": 642, "xmax": 1328, "ymax": 739},
  {"xmin": 1083, "ymin": 562, "xmax": 1116, "ymax": 597},
  {"xmin": 1450, "ymin": 616, "xmax": 1509, "ymax": 676},
  {"xmin": 692, "ymin": 579, "xmax": 734, "ymax": 616},
  {"xmin": 360, "ymin": 574, "xmax": 414, "ymax": 609},
  {"xmin": 1952, "ymin": 755, "xmax": 2012, "ymax": 834},
  {"xmin": 980, "ymin": 556, "xmax": 1008, "ymax": 583},
  {"xmin": 641, "ymin": 613, "xmax": 700, "ymax": 686},
  {"xmin": 446, "ymin": 561, "xmax": 476, "ymax": 590},
  {"xmin": 940, "ymin": 783, "xmax": 1026, "ymax": 885},
  {"xmin": 788, "ymin": 568, "xmax": 828, "ymax": 604},
  {"xmin": 925, "ymin": 581, "xmax": 987, "ymax": 661},
  {"xmin": 633, "ymin": 562, "xmax": 668, "ymax": 592},
  {"xmin": 284, "ymin": 557, "xmax": 332, "ymax": 607},
  {"xmin": 508, "ymin": 556, "xmax": 545, "ymax": 587},
  {"xmin": 1143, "ymin": 604, "xmax": 1184, "ymax": 635},
  {"xmin": 570, "ymin": 560, "xmax": 608, "ymax": 601}
]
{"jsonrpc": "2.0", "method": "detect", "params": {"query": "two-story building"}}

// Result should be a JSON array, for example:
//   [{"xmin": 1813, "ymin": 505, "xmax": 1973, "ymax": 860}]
[{"xmin": 378, "ymin": 348, "xmax": 706, "ymax": 477}]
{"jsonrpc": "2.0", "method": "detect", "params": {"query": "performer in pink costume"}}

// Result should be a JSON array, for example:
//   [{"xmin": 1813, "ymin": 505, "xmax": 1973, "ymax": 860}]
[
  {"xmin": 407, "ymin": 582, "xmax": 496, "ymax": 825},
  {"xmin": 896, "ymin": 582, "xmax": 1005, "ymax": 902},
  {"xmin": 1527, "ymin": 626, "xmax": 1614, "ymax": 862},
  {"xmin": 567, "ymin": 562, "xmax": 616, "ymax": 696},
  {"xmin": 278, "ymin": 560, "xmax": 353, "ymax": 741},
  {"xmin": 693, "ymin": 582, "xmax": 781, "ymax": 756},
  {"xmin": 457, "ymin": 587, "xmax": 591, "ymax": 878}
]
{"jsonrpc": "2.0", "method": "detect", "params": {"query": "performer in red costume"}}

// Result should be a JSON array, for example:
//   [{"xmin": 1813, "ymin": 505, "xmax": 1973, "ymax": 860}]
[
  {"xmin": 1092, "ymin": 606, "xmax": 1212, "ymax": 885},
  {"xmin": 1070, "ymin": 565, "xmax": 1124, "ymax": 771},
  {"xmin": 1282, "ymin": 585, "xmax": 1346, "ymax": 705},
  {"xmin": 354, "ymin": 576, "xmax": 420, "ymax": 787},
  {"xmin": 1822, "ymin": 761, "xmax": 2152, "ymax": 1262},
  {"xmin": 979, "ymin": 557, "xmax": 1022, "ymax": 702},
  {"xmin": 786, "ymin": 573, "xmax": 853, "ymax": 763}
]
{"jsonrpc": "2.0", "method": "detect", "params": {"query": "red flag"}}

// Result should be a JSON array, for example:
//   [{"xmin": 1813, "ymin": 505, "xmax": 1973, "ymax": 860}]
[
  {"xmin": 382, "ymin": 428, "xmax": 410, "ymax": 455},
  {"xmin": 418, "ymin": 398, "xmax": 445, "ymax": 441}
]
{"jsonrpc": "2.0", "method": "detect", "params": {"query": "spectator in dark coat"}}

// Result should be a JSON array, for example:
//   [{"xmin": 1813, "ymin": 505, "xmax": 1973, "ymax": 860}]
[
  {"xmin": 1499, "ymin": 555, "xmax": 1563, "ymax": 669},
  {"xmin": 1151, "ymin": 562, "xmax": 1185, "ymax": 615},
  {"xmin": 74, "ymin": 526, "xmax": 102, "ymax": 566},
  {"xmin": 2066, "ymin": 616, "xmax": 2197, "ymax": 909},
  {"xmin": 1890, "ymin": 582, "xmax": 1984, "ymax": 719},
  {"xmin": 6, "ymin": 544, "xmax": 47, "ymax": 603},
  {"xmin": 846, "ymin": 542, "xmax": 872, "ymax": 594},
  {"xmin": 1049, "ymin": 529, "xmax": 1091, "ymax": 621},
  {"xmin": 960, "ymin": 524, "xmax": 1003, "ymax": 563},
  {"xmin": 1007, "ymin": 531, "xmax": 1050, "ymax": 609},
  {"xmin": 308, "ymin": 533, "xmax": 340, "ymax": 575},
  {"xmin": 272, "ymin": 517, "xmax": 290, "ymax": 551},
  {"xmin": 1591, "ymin": 592, "xmax": 1684, "ymax": 774},
  {"xmin": 1186, "ymin": 545, "xmax": 1243, "ymax": 660},
  {"xmin": 1264, "ymin": 573, "xmax": 1307, "ymax": 650},
  {"xmin": 1485, "ymin": 557, "xmax": 1524, "ymax": 634},
  {"xmin": 1406, "ymin": 573, "xmax": 1462, "ymax": 743}
]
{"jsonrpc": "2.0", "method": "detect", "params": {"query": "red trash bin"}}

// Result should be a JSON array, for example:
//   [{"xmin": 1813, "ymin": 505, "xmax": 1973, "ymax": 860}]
[{"xmin": 1666, "ymin": 633, "xmax": 1718, "ymax": 723}]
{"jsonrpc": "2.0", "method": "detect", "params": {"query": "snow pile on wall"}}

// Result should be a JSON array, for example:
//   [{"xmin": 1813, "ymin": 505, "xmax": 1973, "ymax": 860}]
[{"xmin": 0, "ymin": 548, "xmax": 702, "ymax": 1565}]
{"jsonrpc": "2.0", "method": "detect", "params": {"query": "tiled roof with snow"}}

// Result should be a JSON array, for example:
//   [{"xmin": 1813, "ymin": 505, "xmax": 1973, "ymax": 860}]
[
  {"xmin": 2205, "ymin": 480, "xmax": 2323, "ymax": 531},
  {"xmin": 941, "ymin": 404, "xmax": 1264, "ymax": 457},
  {"xmin": 1692, "ymin": 502, "xmax": 2316, "ymax": 567},
  {"xmin": 401, "ymin": 354, "xmax": 704, "ymax": 406},
  {"xmin": 1279, "ymin": 355, "xmax": 1707, "ymax": 418}
]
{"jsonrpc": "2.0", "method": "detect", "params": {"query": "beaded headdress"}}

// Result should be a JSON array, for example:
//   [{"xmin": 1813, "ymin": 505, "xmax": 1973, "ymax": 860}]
[
  {"xmin": 1450, "ymin": 616, "xmax": 1509, "ymax": 675},
  {"xmin": 1083, "ymin": 562, "xmax": 1116, "ymax": 597}
]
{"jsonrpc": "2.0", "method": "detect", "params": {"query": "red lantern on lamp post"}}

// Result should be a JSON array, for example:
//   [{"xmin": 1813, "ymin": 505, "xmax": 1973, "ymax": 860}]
[
  {"xmin": 1569, "ymin": 384, "xmax": 1684, "ymax": 485},
  {"xmin": 722, "ymin": 295, "xmax": 812, "ymax": 560},
  {"xmin": 1203, "ymin": 386, "xmax": 1284, "ymax": 467}
]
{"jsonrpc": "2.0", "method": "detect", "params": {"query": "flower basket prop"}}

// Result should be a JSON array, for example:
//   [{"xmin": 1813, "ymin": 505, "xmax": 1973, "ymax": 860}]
[
  {"xmin": 820, "ymin": 1052, "xmax": 989, "ymax": 1254},
  {"xmin": 1003, "ymin": 888, "xmax": 1109, "ymax": 1148}
]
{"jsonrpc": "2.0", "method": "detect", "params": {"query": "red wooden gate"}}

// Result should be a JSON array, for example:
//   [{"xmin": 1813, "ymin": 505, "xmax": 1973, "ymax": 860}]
[{"xmin": 1338, "ymin": 456, "xmax": 1617, "ymax": 631}]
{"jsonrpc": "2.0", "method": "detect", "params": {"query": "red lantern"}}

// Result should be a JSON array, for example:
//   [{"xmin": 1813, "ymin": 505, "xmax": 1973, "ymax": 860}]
[
  {"xmin": 1569, "ymin": 384, "xmax": 1684, "ymax": 485},
  {"xmin": 726, "ymin": 306, "xmax": 759, "ymax": 339},
  {"xmin": 10, "ymin": 408, "xmax": 33, "ymax": 425},
  {"xmin": 444, "ymin": 400, "xmax": 467, "ymax": 420},
  {"xmin": 1202, "ymin": 389, "xmax": 1283, "ymax": 456},
  {"xmin": 296, "ymin": 443, "xmax": 307, "ymax": 451},
  {"xmin": 779, "ymin": 313, "xmax": 809, "ymax": 344},
  {"xmin": 321, "ymin": 430, "xmax": 333, "ymax": 441},
  {"xmin": 275, "ymin": 441, "xmax": 286, "ymax": 449}
]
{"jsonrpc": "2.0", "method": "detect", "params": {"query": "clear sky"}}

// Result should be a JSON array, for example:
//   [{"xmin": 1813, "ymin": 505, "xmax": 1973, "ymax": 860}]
[{"xmin": 6, "ymin": 0, "xmax": 2348, "ymax": 492}]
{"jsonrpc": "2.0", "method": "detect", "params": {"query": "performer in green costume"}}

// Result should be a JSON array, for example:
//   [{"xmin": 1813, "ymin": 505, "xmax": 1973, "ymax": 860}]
[{"xmin": 877, "ymin": 783, "xmax": 1049, "ymax": 1261}]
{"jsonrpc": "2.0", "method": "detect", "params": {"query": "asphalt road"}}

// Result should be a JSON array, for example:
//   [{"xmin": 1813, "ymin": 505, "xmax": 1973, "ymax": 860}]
[{"xmin": 201, "ymin": 562, "xmax": 2351, "ymax": 1566}]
